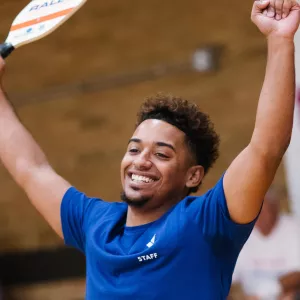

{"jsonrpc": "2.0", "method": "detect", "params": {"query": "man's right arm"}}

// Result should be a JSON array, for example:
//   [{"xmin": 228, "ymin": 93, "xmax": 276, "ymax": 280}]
[{"xmin": 0, "ymin": 58, "xmax": 71, "ymax": 238}]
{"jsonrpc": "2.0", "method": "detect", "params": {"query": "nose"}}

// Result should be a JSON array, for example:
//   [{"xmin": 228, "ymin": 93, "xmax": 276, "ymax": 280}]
[{"xmin": 133, "ymin": 152, "xmax": 152, "ymax": 170}]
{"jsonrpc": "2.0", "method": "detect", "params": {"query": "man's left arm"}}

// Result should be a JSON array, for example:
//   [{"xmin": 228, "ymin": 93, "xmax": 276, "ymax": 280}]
[{"xmin": 224, "ymin": 0, "xmax": 300, "ymax": 224}]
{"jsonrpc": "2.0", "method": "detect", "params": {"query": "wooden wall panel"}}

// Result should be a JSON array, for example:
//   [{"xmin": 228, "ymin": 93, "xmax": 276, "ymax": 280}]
[
  {"xmin": 0, "ymin": 0, "xmax": 290, "ymax": 298},
  {"xmin": 0, "ymin": 2, "xmax": 289, "ymax": 298}
]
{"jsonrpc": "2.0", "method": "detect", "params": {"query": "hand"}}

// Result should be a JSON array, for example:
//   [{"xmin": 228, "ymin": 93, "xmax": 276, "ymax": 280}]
[{"xmin": 251, "ymin": 0, "xmax": 300, "ymax": 39}]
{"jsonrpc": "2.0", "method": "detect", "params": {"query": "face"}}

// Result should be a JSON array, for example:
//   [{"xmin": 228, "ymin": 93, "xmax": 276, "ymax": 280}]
[{"xmin": 120, "ymin": 119, "xmax": 204, "ymax": 209}]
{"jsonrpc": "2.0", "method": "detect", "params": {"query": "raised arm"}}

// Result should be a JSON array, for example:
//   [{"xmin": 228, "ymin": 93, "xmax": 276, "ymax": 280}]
[
  {"xmin": 224, "ymin": 0, "xmax": 300, "ymax": 224},
  {"xmin": 0, "ymin": 58, "xmax": 71, "ymax": 237}
]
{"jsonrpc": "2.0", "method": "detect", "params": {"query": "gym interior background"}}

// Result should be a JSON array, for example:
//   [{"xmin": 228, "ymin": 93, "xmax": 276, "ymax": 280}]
[{"xmin": 0, "ymin": 0, "xmax": 289, "ymax": 299}]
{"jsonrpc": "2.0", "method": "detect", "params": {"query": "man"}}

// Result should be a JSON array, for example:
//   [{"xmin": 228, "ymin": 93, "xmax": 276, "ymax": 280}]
[
  {"xmin": 0, "ymin": 0, "xmax": 299, "ymax": 299},
  {"xmin": 232, "ymin": 188, "xmax": 300, "ymax": 300}
]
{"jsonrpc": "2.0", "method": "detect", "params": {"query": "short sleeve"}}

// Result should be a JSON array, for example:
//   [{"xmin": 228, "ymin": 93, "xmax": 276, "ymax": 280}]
[
  {"xmin": 60, "ymin": 187, "xmax": 110, "ymax": 253},
  {"xmin": 185, "ymin": 175, "xmax": 257, "ymax": 253}
]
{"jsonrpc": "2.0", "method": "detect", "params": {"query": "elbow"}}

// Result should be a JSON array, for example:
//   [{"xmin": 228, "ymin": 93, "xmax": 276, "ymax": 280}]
[
  {"xmin": 248, "ymin": 141, "xmax": 288, "ymax": 167},
  {"xmin": 14, "ymin": 158, "xmax": 49, "ymax": 188},
  {"xmin": 251, "ymin": 131, "xmax": 292, "ymax": 160},
  {"xmin": 14, "ymin": 159, "xmax": 34, "ymax": 187},
  {"xmin": 276, "ymin": 133, "xmax": 292, "ymax": 157}
]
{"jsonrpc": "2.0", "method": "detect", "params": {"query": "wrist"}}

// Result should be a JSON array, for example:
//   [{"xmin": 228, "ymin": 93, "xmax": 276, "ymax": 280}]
[
  {"xmin": 267, "ymin": 35, "xmax": 295, "ymax": 54},
  {"xmin": 267, "ymin": 34, "xmax": 295, "ymax": 45}
]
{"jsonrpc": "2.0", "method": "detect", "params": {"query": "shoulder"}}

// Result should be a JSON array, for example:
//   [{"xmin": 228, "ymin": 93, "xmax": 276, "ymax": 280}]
[
  {"xmin": 179, "ymin": 175, "xmax": 226, "ymax": 211},
  {"xmin": 61, "ymin": 187, "xmax": 127, "ymax": 251},
  {"xmin": 174, "ymin": 176, "xmax": 227, "ymax": 227},
  {"xmin": 62, "ymin": 187, "xmax": 127, "ymax": 219}
]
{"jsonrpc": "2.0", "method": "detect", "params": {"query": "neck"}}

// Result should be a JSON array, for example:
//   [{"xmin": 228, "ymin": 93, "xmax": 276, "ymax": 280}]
[
  {"xmin": 126, "ymin": 207, "xmax": 167, "ymax": 227},
  {"xmin": 126, "ymin": 193, "xmax": 185, "ymax": 227}
]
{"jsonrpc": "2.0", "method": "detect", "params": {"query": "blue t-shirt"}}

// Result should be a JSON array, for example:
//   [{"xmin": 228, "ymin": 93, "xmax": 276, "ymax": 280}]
[{"xmin": 61, "ymin": 176, "xmax": 255, "ymax": 299}]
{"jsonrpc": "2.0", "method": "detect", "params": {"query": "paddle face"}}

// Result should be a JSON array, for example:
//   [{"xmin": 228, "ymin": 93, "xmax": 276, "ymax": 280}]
[{"xmin": 5, "ymin": 0, "xmax": 87, "ymax": 48}]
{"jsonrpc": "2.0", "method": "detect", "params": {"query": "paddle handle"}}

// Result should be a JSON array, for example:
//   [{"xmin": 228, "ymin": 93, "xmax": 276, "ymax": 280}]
[{"xmin": 0, "ymin": 43, "xmax": 15, "ymax": 59}]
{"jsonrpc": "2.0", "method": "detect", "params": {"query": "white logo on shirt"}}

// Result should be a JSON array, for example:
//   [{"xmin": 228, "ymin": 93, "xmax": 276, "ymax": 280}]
[
  {"xmin": 146, "ymin": 234, "xmax": 156, "ymax": 248},
  {"xmin": 138, "ymin": 253, "xmax": 158, "ymax": 262}
]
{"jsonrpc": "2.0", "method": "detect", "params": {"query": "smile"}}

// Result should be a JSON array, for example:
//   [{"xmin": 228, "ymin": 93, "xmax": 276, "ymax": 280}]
[
  {"xmin": 131, "ymin": 174, "xmax": 155, "ymax": 183},
  {"xmin": 127, "ymin": 171, "xmax": 160, "ymax": 186}
]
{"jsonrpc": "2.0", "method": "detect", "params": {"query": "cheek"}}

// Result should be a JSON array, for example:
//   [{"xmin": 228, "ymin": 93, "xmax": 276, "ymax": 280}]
[
  {"xmin": 120, "ymin": 155, "xmax": 131, "ymax": 178},
  {"xmin": 159, "ymin": 163, "xmax": 185, "ymax": 184}
]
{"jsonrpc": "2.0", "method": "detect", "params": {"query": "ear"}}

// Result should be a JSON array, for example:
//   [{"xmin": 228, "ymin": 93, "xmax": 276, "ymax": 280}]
[{"xmin": 185, "ymin": 165, "xmax": 205, "ymax": 189}]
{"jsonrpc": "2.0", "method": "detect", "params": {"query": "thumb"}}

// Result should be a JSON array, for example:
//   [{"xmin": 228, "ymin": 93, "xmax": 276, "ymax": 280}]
[{"xmin": 252, "ymin": 0, "xmax": 270, "ymax": 14}]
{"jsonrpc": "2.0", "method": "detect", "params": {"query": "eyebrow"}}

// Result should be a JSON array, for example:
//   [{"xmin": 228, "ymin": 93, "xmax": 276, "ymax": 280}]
[{"xmin": 128, "ymin": 138, "xmax": 176, "ymax": 152}]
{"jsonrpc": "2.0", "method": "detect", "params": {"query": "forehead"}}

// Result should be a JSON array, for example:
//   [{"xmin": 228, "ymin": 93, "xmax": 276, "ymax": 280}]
[{"xmin": 132, "ymin": 119, "xmax": 186, "ymax": 146}]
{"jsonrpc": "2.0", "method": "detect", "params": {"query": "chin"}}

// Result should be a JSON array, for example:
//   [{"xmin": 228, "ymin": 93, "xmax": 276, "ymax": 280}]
[{"xmin": 120, "ymin": 191, "xmax": 152, "ymax": 208}]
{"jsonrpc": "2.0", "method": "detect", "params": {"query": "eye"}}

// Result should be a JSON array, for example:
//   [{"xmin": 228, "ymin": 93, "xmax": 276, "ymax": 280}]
[
  {"xmin": 155, "ymin": 153, "xmax": 169, "ymax": 159},
  {"xmin": 129, "ymin": 148, "xmax": 139, "ymax": 154}
]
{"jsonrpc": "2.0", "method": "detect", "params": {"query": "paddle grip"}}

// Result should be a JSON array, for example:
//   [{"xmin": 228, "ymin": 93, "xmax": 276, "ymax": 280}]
[{"xmin": 0, "ymin": 43, "xmax": 15, "ymax": 59}]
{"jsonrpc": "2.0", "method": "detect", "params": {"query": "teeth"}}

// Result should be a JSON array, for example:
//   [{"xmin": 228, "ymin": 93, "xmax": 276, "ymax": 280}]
[{"xmin": 131, "ymin": 174, "xmax": 154, "ymax": 183}]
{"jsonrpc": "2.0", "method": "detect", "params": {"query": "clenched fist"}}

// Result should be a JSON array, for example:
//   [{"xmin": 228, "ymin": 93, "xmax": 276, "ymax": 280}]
[{"xmin": 251, "ymin": 0, "xmax": 300, "ymax": 39}]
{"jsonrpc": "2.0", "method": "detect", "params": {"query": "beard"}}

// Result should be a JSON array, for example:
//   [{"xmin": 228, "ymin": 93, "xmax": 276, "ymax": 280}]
[{"xmin": 120, "ymin": 191, "xmax": 151, "ymax": 208}]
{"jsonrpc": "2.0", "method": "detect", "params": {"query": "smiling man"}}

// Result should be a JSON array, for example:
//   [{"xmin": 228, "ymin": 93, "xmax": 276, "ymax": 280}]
[
  {"xmin": 0, "ymin": 1, "xmax": 299, "ymax": 299},
  {"xmin": 119, "ymin": 97, "xmax": 220, "ymax": 227}
]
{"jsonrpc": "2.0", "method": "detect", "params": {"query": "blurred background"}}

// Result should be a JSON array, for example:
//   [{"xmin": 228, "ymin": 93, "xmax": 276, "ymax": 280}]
[{"xmin": 0, "ymin": 0, "xmax": 299, "ymax": 299}]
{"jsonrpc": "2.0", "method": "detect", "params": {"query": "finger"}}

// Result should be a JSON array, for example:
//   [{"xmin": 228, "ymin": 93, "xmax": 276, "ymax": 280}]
[
  {"xmin": 253, "ymin": 0, "xmax": 270, "ymax": 15},
  {"xmin": 267, "ymin": 0, "xmax": 276, "ymax": 17},
  {"xmin": 275, "ymin": 0, "xmax": 284, "ymax": 19},
  {"xmin": 263, "ymin": 8, "xmax": 268, "ymax": 15},
  {"xmin": 282, "ymin": 0, "xmax": 292, "ymax": 18}
]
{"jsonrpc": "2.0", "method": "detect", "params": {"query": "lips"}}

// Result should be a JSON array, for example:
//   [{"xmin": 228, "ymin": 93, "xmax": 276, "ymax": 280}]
[
  {"xmin": 132, "ymin": 174, "xmax": 155, "ymax": 183},
  {"xmin": 126, "ymin": 171, "xmax": 160, "ymax": 189},
  {"xmin": 127, "ymin": 171, "xmax": 160, "ymax": 182}
]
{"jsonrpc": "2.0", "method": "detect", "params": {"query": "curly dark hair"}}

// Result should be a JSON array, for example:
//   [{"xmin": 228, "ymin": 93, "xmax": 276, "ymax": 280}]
[{"xmin": 136, "ymin": 93, "xmax": 220, "ymax": 193}]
